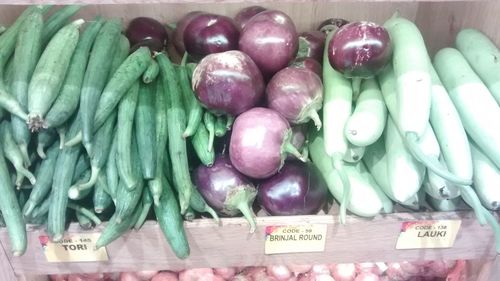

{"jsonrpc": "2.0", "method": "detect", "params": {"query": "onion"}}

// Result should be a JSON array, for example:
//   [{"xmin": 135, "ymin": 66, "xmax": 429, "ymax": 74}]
[
  {"xmin": 173, "ymin": 11, "xmax": 204, "ymax": 54},
  {"xmin": 297, "ymin": 31, "xmax": 326, "ymax": 62},
  {"xmin": 184, "ymin": 13, "xmax": 239, "ymax": 59},
  {"xmin": 192, "ymin": 50, "xmax": 265, "ymax": 116},
  {"xmin": 258, "ymin": 161, "xmax": 328, "ymax": 216},
  {"xmin": 239, "ymin": 10, "xmax": 298, "ymax": 78},
  {"xmin": 119, "ymin": 273, "xmax": 141, "ymax": 281},
  {"xmin": 331, "ymin": 263, "xmax": 356, "ymax": 281},
  {"xmin": 354, "ymin": 272, "xmax": 380, "ymax": 281},
  {"xmin": 267, "ymin": 265, "xmax": 292, "ymax": 281},
  {"xmin": 234, "ymin": 6, "xmax": 266, "ymax": 30},
  {"xmin": 126, "ymin": 17, "xmax": 168, "ymax": 52},
  {"xmin": 290, "ymin": 57, "xmax": 322, "ymax": 78},
  {"xmin": 288, "ymin": 264, "xmax": 313, "ymax": 276},
  {"xmin": 266, "ymin": 66, "xmax": 323, "ymax": 128},
  {"xmin": 179, "ymin": 268, "xmax": 215, "ymax": 281},
  {"xmin": 229, "ymin": 107, "xmax": 305, "ymax": 179},
  {"xmin": 152, "ymin": 272, "xmax": 179, "ymax": 281},
  {"xmin": 312, "ymin": 264, "xmax": 331, "ymax": 276},
  {"xmin": 136, "ymin": 271, "xmax": 159, "ymax": 280},
  {"xmin": 194, "ymin": 155, "xmax": 257, "ymax": 232},
  {"xmin": 214, "ymin": 267, "xmax": 237, "ymax": 280}
]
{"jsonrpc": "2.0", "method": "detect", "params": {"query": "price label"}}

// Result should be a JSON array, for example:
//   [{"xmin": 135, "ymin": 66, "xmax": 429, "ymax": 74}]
[
  {"xmin": 264, "ymin": 224, "xmax": 327, "ymax": 255},
  {"xmin": 396, "ymin": 220, "xmax": 461, "ymax": 249},
  {"xmin": 39, "ymin": 233, "xmax": 108, "ymax": 262}
]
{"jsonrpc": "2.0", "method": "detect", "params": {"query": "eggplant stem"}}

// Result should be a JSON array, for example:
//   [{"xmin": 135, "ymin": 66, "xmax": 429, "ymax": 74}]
[
  {"xmin": 284, "ymin": 143, "xmax": 306, "ymax": 162},
  {"xmin": 405, "ymin": 132, "xmax": 472, "ymax": 186},
  {"xmin": 226, "ymin": 115, "xmax": 234, "ymax": 130},
  {"xmin": 203, "ymin": 205, "xmax": 221, "ymax": 225},
  {"xmin": 309, "ymin": 110, "xmax": 323, "ymax": 130},
  {"xmin": 237, "ymin": 202, "xmax": 256, "ymax": 234}
]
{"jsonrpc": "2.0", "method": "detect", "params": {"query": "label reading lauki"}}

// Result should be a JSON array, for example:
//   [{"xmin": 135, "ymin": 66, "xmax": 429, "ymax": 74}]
[{"xmin": 396, "ymin": 220, "xmax": 461, "ymax": 249}]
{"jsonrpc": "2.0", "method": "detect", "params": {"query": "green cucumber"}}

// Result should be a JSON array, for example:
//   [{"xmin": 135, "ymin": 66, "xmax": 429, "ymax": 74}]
[
  {"xmin": 135, "ymin": 81, "xmax": 156, "ymax": 179},
  {"xmin": 106, "ymin": 131, "xmax": 119, "ymax": 200},
  {"xmin": 0, "ymin": 144, "xmax": 26, "ymax": 256},
  {"xmin": 191, "ymin": 122, "xmax": 215, "ymax": 167},
  {"xmin": 184, "ymin": 207, "xmax": 195, "ymax": 221},
  {"xmin": 45, "ymin": 17, "xmax": 104, "ymax": 128},
  {"xmin": 41, "ymin": 5, "xmax": 82, "ymax": 47},
  {"xmin": 27, "ymin": 19, "xmax": 84, "ymax": 131},
  {"xmin": 134, "ymin": 187, "xmax": 153, "ymax": 230},
  {"xmin": 0, "ymin": 121, "xmax": 36, "ymax": 186},
  {"xmin": 117, "ymin": 81, "xmax": 140, "ymax": 189},
  {"xmin": 157, "ymin": 52, "xmax": 193, "ymax": 214},
  {"xmin": 11, "ymin": 8, "xmax": 43, "ymax": 167},
  {"xmin": 22, "ymin": 142, "xmax": 59, "ymax": 218},
  {"xmin": 148, "ymin": 79, "xmax": 168, "ymax": 206},
  {"xmin": 68, "ymin": 111, "xmax": 116, "ymax": 199},
  {"xmin": 154, "ymin": 172, "xmax": 190, "ymax": 259},
  {"xmin": 190, "ymin": 186, "xmax": 219, "ymax": 223},
  {"xmin": 203, "ymin": 111, "xmax": 215, "ymax": 152},
  {"xmin": 142, "ymin": 59, "xmax": 159, "ymax": 84},
  {"xmin": 180, "ymin": 53, "xmax": 203, "ymax": 138},
  {"xmin": 68, "ymin": 202, "xmax": 101, "ymax": 226},
  {"xmin": 214, "ymin": 115, "xmax": 227, "ymax": 137},
  {"xmin": 95, "ymin": 203, "xmax": 141, "ymax": 249},
  {"xmin": 115, "ymin": 137, "xmax": 144, "ymax": 223},
  {"xmin": 30, "ymin": 194, "xmax": 51, "ymax": 221},
  {"xmin": 80, "ymin": 19, "xmax": 122, "ymax": 154},
  {"xmin": 73, "ymin": 152, "xmax": 90, "ymax": 183},
  {"xmin": 75, "ymin": 208, "xmax": 93, "ymax": 230},
  {"xmin": 36, "ymin": 128, "xmax": 56, "ymax": 159},
  {"xmin": 47, "ymin": 116, "xmax": 82, "ymax": 242},
  {"xmin": 93, "ymin": 173, "xmax": 112, "ymax": 214},
  {"xmin": 0, "ymin": 212, "xmax": 5, "ymax": 227}
]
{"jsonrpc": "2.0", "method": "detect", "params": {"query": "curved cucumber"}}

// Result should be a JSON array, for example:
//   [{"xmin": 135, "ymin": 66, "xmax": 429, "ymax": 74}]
[{"xmin": 135, "ymin": 81, "xmax": 156, "ymax": 179}]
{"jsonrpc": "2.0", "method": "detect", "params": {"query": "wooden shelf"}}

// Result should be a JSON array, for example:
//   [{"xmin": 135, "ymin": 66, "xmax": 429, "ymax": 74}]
[{"xmin": 0, "ymin": 211, "xmax": 497, "ymax": 276}]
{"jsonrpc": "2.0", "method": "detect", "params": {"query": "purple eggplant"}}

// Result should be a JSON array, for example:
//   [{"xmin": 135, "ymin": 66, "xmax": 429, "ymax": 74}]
[
  {"xmin": 234, "ymin": 6, "xmax": 266, "ymax": 30},
  {"xmin": 229, "ymin": 107, "xmax": 305, "ymax": 179},
  {"xmin": 239, "ymin": 10, "xmax": 298, "ymax": 79},
  {"xmin": 173, "ymin": 11, "xmax": 204, "ymax": 55},
  {"xmin": 328, "ymin": 21, "xmax": 392, "ymax": 79},
  {"xmin": 194, "ymin": 155, "xmax": 257, "ymax": 232},
  {"xmin": 290, "ymin": 57, "xmax": 322, "ymax": 77},
  {"xmin": 317, "ymin": 18, "xmax": 350, "ymax": 34},
  {"xmin": 183, "ymin": 13, "xmax": 240, "ymax": 59},
  {"xmin": 126, "ymin": 17, "xmax": 168, "ymax": 52},
  {"xmin": 258, "ymin": 161, "xmax": 328, "ymax": 216},
  {"xmin": 266, "ymin": 67, "xmax": 323, "ymax": 129},
  {"xmin": 297, "ymin": 31, "xmax": 326, "ymax": 62},
  {"xmin": 192, "ymin": 50, "xmax": 265, "ymax": 116}
]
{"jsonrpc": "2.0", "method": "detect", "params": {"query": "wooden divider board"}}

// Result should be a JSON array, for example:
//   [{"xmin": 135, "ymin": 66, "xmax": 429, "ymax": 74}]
[{"xmin": 0, "ymin": 211, "xmax": 496, "ymax": 275}]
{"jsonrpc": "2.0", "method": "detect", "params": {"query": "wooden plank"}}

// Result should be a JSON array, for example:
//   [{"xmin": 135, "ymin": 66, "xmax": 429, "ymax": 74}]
[
  {"xmin": 0, "ymin": 0, "xmax": 489, "ymax": 5},
  {"xmin": 1, "ymin": 211, "xmax": 497, "ymax": 275},
  {"xmin": 0, "ymin": 239, "xmax": 18, "ymax": 281},
  {"xmin": 0, "ymin": 2, "xmax": 419, "ymax": 31},
  {"xmin": 416, "ymin": 0, "xmax": 500, "ymax": 55}
]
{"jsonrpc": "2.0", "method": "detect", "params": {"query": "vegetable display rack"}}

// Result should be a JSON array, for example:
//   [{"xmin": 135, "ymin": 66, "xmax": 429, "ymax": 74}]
[{"xmin": 1, "ymin": 211, "xmax": 499, "ymax": 280}]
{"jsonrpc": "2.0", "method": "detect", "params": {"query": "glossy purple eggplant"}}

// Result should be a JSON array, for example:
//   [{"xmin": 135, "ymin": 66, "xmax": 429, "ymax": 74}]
[
  {"xmin": 192, "ymin": 50, "xmax": 265, "ymax": 116},
  {"xmin": 126, "ymin": 17, "xmax": 168, "ymax": 52},
  {"xmin": 328, "ymin": 21, "xmax": 392, "ymax": 78},
  {"xmin": 184, "ymin": 13, "xmax": 240, "ymax": 59},
  {"xmin": 258, "ymin": 161, "xmax": 328, "ymax": 216},
  {"xmin": 266, "ymin": 67, "xmax": 323, "ymax": 129},
  {"xmin": 194, "ymin": 155, "xmax": 257, "ymax": 232},
  {"xmin": 229, "ymin": 107, "xmax": 305, "ymax": 179},
  {"xmin": 173, "ymin": 11, "xmax": 204, "ymax": 55},
  {"xmin": 297, "ymin": 31, "xmax": 326, "ymax": 62},
  {"xmin": 239, "ymin": 10, "xmax": 298, "ymax": 79},
  {"xmin": 290, "ymin": 57, "xmax": 322, "ymax": 77},
  {"xmin": 234, "ymin": 6, "xmax": 266, "ymax": 30}
]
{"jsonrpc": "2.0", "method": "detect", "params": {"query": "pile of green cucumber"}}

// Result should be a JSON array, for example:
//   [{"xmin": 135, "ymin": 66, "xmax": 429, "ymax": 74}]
[{"xmin": 0, "ymin": 5, "xmax": 220, "ymax": 259}]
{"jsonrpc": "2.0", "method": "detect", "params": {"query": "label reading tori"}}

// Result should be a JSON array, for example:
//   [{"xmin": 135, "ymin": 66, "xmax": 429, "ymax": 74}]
[
  {"xmin": 264, "ymin": 224, "xmax": 327, "ymax": 254},
  {"xmin": 39, "ymin": 233, "xmax": 109, "ymax": 262},
  {"xmin": 396, "ymin": 220, "xmax": 461, "ymax": 249}
]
